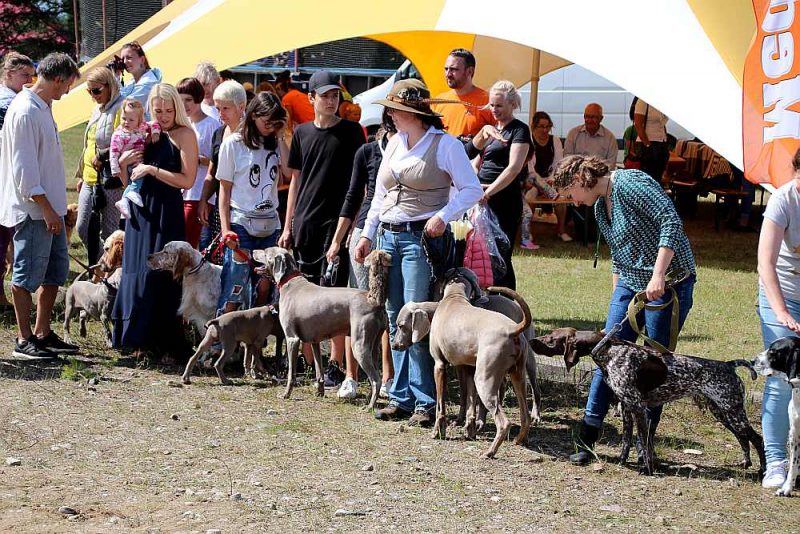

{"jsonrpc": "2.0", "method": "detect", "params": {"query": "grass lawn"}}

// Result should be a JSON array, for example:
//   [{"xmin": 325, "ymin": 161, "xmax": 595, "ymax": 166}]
[{"xmin": 0, "ymin": 125, "xmax": 792, "ymax": 532}]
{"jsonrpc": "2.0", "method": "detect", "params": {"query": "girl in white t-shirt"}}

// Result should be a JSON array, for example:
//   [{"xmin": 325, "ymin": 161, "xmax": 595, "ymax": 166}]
[{"xmin": 216, "ymin": 92, "xmax": 290, "ymax": 313}]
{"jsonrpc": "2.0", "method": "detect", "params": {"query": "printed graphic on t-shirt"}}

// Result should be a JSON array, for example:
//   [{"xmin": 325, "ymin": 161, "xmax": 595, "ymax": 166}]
[{"xmin": 244, "ymin": 150, "xmax": 279, "ymax": 217}]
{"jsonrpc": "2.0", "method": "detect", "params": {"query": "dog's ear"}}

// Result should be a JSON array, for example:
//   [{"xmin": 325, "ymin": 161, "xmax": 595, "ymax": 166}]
[
  {"xmin": 272, "ymin": 253, "xmax": 286, "ymax": 282},
  {"xmin": 562, "ymin": 335, "xmax": 579, "ymax": 371},
  {"xmin": 411, "ymin": 308, "xmax": 432, "ymax": 344},
  {"xmin": 172, "ymin": 248, "xmax": 190, "ymax": 280},
  {"xmin": 529, "ymin": 336, "xmax": 557, "ymax": 356},
  {"xmin": 789, "ymin": 344, "xmax": 800, "ymax": 382}
]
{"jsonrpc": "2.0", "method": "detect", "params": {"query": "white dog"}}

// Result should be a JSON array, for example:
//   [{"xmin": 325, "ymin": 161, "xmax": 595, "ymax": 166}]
[
  {"xmin": 753, "ymin": 336, "xmax": 800, "ymax": 497},
  {"xmin": 147, "ymin": 241, "xmax": 222, "ymax": 334}
]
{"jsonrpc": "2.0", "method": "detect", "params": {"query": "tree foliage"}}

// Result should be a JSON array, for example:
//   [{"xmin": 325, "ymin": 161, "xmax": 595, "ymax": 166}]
[{"xmin": 0, "ymin": 1, "xmax": 74, "ymax": 61}]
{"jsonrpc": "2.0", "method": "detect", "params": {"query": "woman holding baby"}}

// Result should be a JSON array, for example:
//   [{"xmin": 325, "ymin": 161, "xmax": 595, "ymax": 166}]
[{"xmin": 112, "ymin": 83, "xmax": 198, "ymax": 363}]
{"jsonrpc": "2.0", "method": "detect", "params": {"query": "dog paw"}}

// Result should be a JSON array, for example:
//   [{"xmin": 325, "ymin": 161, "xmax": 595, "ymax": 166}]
[
  {"xmin": 481, "ymin": 450, "xmax": 496, "ymax": 460},
  {"xmin": 776, "ymin": 486, "xmax": 793, "ymax": 497},
  {"xmin": 182, "ymin": 377, "xmax": 191, "ymax": 385}
]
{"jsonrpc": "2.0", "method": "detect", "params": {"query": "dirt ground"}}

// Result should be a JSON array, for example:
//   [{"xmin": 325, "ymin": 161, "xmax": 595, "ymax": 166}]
[{"xmin": 0, "ymin": 350, "xmax": 796, "ymax": 534}]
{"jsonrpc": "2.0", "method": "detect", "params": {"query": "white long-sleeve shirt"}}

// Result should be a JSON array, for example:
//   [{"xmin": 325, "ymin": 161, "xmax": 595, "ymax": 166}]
[
  {"xmin": 0, "ymin": 88, "xmax": 68, "ymax": 227},
  {"xmin": 362, "ymin": 127, "xmax": 482, "ymax": 241}
]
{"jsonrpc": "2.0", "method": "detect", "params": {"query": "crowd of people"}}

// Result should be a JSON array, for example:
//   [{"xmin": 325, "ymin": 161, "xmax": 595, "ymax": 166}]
[{"xmin": 0, "ymin": 45, "xmax": 798, "ymax": 491}]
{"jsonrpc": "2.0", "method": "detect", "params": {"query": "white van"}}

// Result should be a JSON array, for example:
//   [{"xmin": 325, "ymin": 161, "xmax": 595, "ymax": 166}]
[{"xmin": 354, "ymin": 62, "xmax": 694, "ymax": 142}]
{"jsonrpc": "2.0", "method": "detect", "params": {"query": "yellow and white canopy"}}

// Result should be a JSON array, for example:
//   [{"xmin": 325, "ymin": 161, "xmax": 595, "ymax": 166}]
[{"xmin": 56, "ymin": 0, "xmax": 756, "ymax": 178}]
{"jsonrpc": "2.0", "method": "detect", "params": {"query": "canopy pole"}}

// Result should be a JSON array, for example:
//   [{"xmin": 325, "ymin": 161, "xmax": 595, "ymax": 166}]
[{"xmin": 528, "ymin": 49, "xmax": 541, "ymax": 123}]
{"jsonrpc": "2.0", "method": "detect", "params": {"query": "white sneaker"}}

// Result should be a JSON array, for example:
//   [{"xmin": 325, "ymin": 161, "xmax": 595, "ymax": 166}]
[
  {"xmin": 337, "ymin": 377, "xmax": 358, "ymax": 399},
  {"xmin": 379, "ymin": 378, "xmax": 393, "ymax": 399},
  {"xmin": 762, "ymin": 460, "xmax": 788, "ymax": 489},
  {"xmin": 128, "ymin": 191, "xmax": 144, "ymax": 207}
]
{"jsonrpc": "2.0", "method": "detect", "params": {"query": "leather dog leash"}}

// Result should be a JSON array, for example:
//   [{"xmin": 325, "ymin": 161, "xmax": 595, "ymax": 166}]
[{"xmin": 625, "ymin": 268, "xmax": 691, "ymax": 354}]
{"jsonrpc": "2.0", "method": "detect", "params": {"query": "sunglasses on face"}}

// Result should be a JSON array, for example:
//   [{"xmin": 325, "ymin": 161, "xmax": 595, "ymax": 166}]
[{"xmin": 87, "ymin": 87, "xmax": 104, "ymax": 95}]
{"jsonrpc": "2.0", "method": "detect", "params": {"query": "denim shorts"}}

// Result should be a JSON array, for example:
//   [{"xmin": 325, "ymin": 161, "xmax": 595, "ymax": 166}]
[
  {"xmin": 11, "ymin": 215, "xmax": 69, "ymax": 293},
  {"xmin": 217, "ymin": 223, "xmax": 278, "ymax": 312}
]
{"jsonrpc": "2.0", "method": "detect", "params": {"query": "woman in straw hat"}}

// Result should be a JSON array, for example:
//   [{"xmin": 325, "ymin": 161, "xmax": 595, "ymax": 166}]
[{"xmin": 353, "ymin": 78, "xmax": 482, "ymax": 427}]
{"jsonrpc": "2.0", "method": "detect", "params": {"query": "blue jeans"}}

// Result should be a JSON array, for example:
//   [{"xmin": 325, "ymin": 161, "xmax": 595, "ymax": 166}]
[
  {"xmin": 217, "ymin": 223, "xmax": 277, "ymax": 313},
  {"xmin": 758, "ymin": 288, "xmax": 799, "ymax": 465},
  {"xmin": 379, "ymin": 226, "xmax": 447, "ymax": 414},
  {"xmin": 583, "ymin": 275, "xmax": 696, "ymax": 429}
]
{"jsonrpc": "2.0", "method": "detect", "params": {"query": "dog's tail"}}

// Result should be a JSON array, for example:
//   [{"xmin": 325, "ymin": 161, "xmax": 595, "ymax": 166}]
[
  {"xmin": 487, "ymin": 286, "xmax": 532, "ymax": 337},
  {"xmin": 727, "ymin": 359, "xmax": 757, "ymax": 380},
  {"xmin": 366, "ymin": 250, "xmax": 392, "ymax": 307}
]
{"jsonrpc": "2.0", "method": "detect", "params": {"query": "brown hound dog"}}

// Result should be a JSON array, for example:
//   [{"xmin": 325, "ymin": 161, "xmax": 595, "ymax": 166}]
[
  {"xmin": 253, "ymin": 247, "xmax": 390, "ymax": 409},
  {"xmin": 531, "ymin": 327, "xmax": 765, "ymax": 475}
]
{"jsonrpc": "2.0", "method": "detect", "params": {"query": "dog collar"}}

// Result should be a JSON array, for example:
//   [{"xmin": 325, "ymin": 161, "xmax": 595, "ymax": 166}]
[
  {"xmin": 277, "ymin": 271, "xmax": 304, "ymax": 289},
  {"xmin": 101, "ymin": 278, "xmax": 118, "ymax": 295},
  {"xmin": 186, "ymin": 257, "xmax": 206, "ymax": 276}
]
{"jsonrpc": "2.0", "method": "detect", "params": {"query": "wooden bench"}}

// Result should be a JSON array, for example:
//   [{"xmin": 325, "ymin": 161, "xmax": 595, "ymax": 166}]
[{"xmin": 527, "ymin": 199, "xmax": 592, "ymax": 246}]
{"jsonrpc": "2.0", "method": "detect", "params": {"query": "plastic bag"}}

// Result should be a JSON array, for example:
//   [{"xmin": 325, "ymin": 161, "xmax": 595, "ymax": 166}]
[{"xmin": 470, "ymin": 204, "xmax": 509, "ymax": 280}]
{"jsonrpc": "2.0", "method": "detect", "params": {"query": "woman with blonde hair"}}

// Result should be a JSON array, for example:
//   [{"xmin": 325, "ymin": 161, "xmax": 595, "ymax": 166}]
[
  {"xmin": 75, "ymin": 66, "xmax": 126, "ymax": 263},
  {"xmin": 112, "ymin": 83, "xmax": 199, "ymax": 361},
  {"xmin": 465, "ymin": 79, "xmax": 532, "ymax": 289},
  {"xmin": 0, "ymin": 51, "xmax": 34, "ymax": 312}
]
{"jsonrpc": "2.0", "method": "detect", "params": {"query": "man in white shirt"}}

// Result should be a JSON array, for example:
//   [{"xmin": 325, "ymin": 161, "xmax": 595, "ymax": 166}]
[
  {"xmin": 0, "ymin": 52, "xmax": 80, "ymax": 360},
  {"xmin": 563, "ymin": 103, "xmax": 618, "ymax": 169}
]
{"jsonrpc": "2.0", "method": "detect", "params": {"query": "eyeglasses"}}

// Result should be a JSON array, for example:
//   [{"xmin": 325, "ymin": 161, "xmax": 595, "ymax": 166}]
[
  {"xmin": 87, "ymin": 87, "xmax": 105, "ymax": 95},
  {"xmin": 584, "ymin": 114, "xmax": 602, "ymax": 120},
  {"xmin": 534, "ymin": 124, "xmax": 553, "ymax": 130}
]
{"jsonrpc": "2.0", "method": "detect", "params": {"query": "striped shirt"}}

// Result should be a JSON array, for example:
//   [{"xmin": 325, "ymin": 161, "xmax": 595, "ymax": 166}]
[{"xmin": 594, "ymin": 169, "xmax": 695, "ymax": 291}]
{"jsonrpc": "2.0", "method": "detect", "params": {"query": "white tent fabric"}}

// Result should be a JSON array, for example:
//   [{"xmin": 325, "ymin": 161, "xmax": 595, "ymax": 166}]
[{"xmin": 55, "ymin": 0, "xmax": 748, "ymax": 169}]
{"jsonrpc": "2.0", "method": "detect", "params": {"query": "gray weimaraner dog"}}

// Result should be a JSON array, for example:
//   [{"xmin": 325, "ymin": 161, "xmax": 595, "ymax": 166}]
[
  {"xmin": 182, "ymin": 305, "xmax": 285, "ymax": 385},
  {"xmin": 424, "ymin": 275, "xmax": 533, "ymax": 458},
  {"xmin": 252, "ymin": 247, "xmax": 390, "ymax": 409},
  {"xmin": 63, "ymin": 267, "xmax": 121, "ymax": 347},
  {"xmin": 393, "ymin": 292, "xmax": 542, "ymax": 431}
]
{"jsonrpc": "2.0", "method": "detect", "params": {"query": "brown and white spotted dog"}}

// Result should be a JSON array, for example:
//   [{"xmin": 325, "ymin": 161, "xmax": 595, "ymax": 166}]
[
  {"xmin": 531, "ymin": 327, "xmax": 766, "ymax": 476},
  {"xmin": 753, "ymin": 336, "xmax": 800, "ymax": 497}
]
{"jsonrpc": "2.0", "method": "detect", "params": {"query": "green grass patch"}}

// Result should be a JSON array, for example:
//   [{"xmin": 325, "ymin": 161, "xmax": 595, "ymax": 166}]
[{"xmin": 59, "ymin": 356, "xmax": 97, "ymax": 382}]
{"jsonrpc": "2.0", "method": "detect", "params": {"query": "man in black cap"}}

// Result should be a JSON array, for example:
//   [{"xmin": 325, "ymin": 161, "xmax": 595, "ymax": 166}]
[{"xmin": 279, "ymin": 70, "xmax": 365, "ymax": 386}]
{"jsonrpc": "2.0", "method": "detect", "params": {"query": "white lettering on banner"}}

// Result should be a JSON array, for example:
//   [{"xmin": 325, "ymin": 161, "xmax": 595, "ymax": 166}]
[
  {"xmin": 761, "ymin": 0, "xmax": 799, "ymax": 144},
  {"xmin": 762, "ymin": 33, "xmax": 795, "ymax": 77},
  {"xmin": 762, "ymin": 0, "xmax": 795, "ymax": 32},
  {"xmin": 763, "ymin": 75, "xmax": 800, "ymax": 142}
]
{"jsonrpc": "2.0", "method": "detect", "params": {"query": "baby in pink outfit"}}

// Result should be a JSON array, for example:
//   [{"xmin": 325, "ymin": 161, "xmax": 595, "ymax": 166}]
[{"xmin": 110, "ymin": 98, "xmax": 161, "ymax": 219}]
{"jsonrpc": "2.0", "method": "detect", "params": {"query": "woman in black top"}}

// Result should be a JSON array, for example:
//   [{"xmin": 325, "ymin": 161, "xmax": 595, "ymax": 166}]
[
  {"xmin": 326, "ymin": 110, "xmax": 396, "ymax": 398},
  {"xmin": 466, "ymin": 80, "xmax": 532, "ymax": 289}
]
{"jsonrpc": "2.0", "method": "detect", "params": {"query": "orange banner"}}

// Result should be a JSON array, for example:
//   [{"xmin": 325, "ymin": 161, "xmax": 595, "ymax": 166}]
[{"xmin": 743, "ymin": 0, "xmax": 800, "ymax": 187}]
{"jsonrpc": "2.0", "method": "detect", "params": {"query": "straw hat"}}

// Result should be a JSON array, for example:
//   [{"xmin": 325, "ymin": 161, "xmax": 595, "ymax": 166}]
[{"xmin": 374, "ymin": 78, "xmax": 441, "ymax": 117}]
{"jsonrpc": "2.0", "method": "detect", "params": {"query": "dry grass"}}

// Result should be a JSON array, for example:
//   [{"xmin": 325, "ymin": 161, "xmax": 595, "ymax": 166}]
[{"xmin": 0, "ymin": 126, "xmax": 794, "ymax": 531}]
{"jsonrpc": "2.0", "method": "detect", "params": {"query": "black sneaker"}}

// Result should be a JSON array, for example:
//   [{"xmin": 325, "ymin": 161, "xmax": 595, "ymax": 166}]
[
  {"xmin": 323, "ymin": 360, "xmax": 345, "ymax": 388},
  {"xmin": 38, "ymin": 331, "xmax": 79, "ymax": 354},
  {"xmin": 12, "ymin": 336, "xmax": 56, "ymax": 360}
]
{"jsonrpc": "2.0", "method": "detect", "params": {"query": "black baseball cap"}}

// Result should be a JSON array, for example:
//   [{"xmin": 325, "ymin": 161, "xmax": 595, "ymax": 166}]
[{"xmin": 308, "ymin": 71, "xmax": 339, "ymax": 95}]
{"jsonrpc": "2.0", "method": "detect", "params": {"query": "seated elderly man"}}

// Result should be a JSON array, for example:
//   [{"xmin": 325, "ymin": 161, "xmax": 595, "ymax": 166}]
[{"xmin": 563, "ymin": 103, "xmax": 618, "ymax": 169}]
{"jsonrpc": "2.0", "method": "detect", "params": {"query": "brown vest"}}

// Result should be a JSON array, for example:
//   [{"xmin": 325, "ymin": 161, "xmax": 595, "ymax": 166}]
[{"xmin": 379, "ymin": 134, "xmax": 452, "ymax": 218}]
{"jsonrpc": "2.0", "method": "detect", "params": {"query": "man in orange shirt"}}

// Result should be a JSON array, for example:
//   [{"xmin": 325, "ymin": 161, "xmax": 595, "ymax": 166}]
[
  {"xmin": 431, "ymin": 49, "xmax": 494, "ymax": 140},
  {"xmin": 276, "ymin": 70, "xmax": 315, "ymax": 128}
]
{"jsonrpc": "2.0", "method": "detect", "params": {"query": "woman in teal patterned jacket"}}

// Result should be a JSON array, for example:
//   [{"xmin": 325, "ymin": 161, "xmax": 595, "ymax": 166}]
[{"xmin": 552, "ymin": 154, "xmax": 697, "ymax": 467}]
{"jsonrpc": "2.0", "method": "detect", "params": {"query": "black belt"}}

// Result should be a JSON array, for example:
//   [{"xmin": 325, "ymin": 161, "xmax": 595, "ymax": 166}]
[{"xmin": 380, "ymin": 220, "xmax": 427, "ymax": 233}]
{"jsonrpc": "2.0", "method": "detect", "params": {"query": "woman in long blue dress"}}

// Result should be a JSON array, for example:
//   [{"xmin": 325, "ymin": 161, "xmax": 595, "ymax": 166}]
[{"xmin": 112, "ymin": 84, "xmax": 199, "ymax": 359}]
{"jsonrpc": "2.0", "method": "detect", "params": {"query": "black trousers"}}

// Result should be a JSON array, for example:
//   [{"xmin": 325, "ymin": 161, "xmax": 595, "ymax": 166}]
[{"xmin": 487, "ymin": 183, "xmax": 522, "ymax": 290}]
